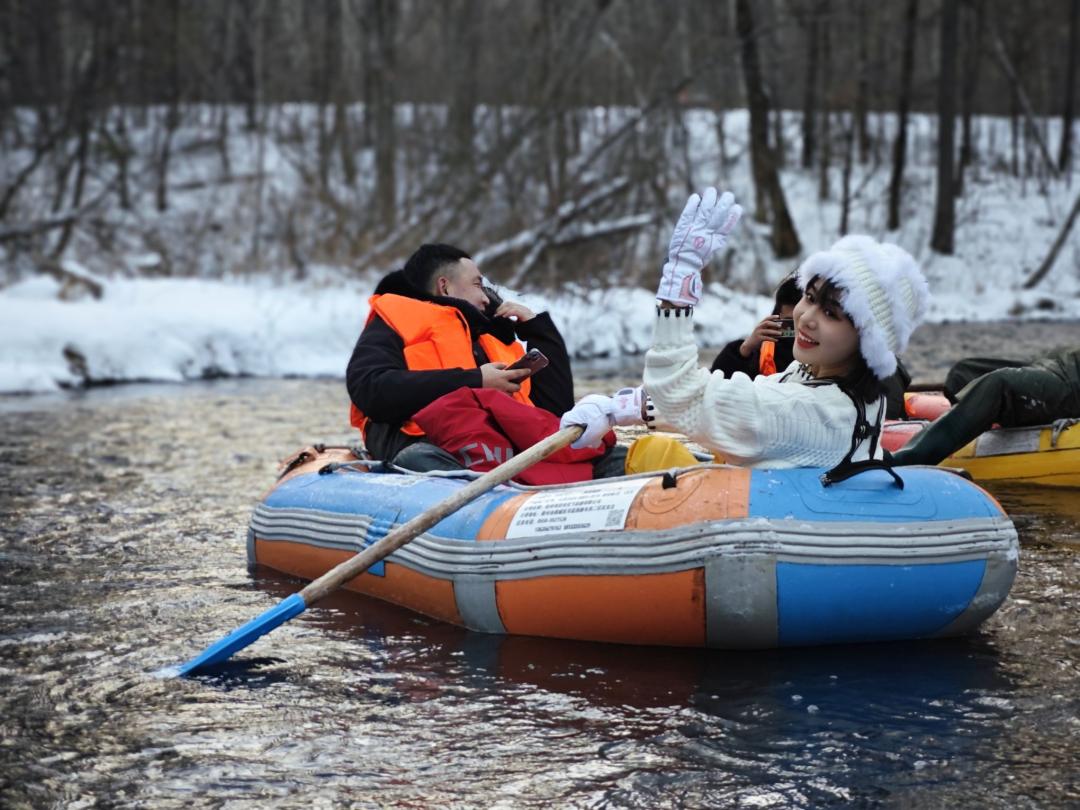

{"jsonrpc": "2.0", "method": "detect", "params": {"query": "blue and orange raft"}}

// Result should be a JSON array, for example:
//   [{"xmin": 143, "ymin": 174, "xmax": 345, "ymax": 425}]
[{"xmin": 248, "ymin": 447, "xmax": 1018, "ymax": 649}]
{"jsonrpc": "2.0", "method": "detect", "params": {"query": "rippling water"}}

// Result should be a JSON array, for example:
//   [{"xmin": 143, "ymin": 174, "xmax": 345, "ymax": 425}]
[{"xmin": 2, "ymin": 378, "xmax": 1079, "ymax": 808}]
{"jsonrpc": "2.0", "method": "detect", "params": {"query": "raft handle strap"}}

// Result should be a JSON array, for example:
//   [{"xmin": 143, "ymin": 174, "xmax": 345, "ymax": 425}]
[
  {"xmin": 822, "ymin": 391, "xmax": 892, "ymax": 487},
  {"xmin": 279, "ymin": 444, "xmax": 369, "ymax": 479},
  {"xmin": 820, "ymin": 459, "xmax": 904, "ymax": 489},
  {"xmin": 318, "ymin": 459, "xmax": 383, "ymax": 475},
  {"xmin": 1051, "ymin": 417, "xmax": 1080, "ymax": 447}
]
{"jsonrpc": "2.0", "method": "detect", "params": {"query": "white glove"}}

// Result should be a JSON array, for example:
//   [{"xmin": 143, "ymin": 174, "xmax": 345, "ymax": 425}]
[
  {"xmin": 559, "ymin": 388, "xmax": 645, "ymax": 450},
  {"xmin": 656, "ymin": 188, "xmax": 743, "ymax": 306}
]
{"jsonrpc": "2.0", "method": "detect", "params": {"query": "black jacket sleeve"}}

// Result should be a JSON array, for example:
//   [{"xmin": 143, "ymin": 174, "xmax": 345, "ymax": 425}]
[
  {"xmin": 345, "ymin": 316, "xmax": 482, "ymax": 423},
  {"xmin": 710, "ymin": 339, "xmax": 759, "ymax": 378},
  {"xmin": 513, "ymin": 312, "xmax": 575, "ymax": 416}
]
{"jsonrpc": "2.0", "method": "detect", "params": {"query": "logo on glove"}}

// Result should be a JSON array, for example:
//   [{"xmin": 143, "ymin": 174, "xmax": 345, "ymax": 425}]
[{"xmin": 693, "ymin": 236, "xmax": 707, "ymax": 250}]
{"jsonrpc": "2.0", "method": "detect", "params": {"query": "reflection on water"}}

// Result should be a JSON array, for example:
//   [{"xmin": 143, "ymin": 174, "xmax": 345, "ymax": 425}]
[
  {"xmin": 986, "ymin": 483, "xmax": 1080, "ymax": 547},
  {"xmin": 1, "ymin": 378, "xmax": 1079, "ymax": 808}
]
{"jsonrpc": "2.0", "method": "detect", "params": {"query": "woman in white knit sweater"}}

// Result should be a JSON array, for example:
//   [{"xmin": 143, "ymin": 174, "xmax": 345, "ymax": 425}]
[{"xmin": 561, "ymin": 188, "xmax": 930, "ymax": 471}]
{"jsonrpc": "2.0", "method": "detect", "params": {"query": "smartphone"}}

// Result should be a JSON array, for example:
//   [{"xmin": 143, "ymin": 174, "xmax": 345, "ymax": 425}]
[
  {"xmin": 505, "ymin": 349, "xmax": 549, "ymax": 376},
  {"xmin": 778, "ymin": 318, "xmax": 796, "ymax": 339},
  {"xmin": 482, "ymin": 285, "xmax": 504, "ymax": 317}
]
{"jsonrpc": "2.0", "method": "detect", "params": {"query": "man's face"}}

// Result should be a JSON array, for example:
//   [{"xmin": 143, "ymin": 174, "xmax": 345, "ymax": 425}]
[{"xmin": 436, "ymin": 259, "xmax": 490, "ymax": 311}]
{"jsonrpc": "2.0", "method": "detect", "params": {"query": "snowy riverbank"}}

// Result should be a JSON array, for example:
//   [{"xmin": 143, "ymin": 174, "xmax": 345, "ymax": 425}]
[{"xmin": 3, "ymin": 263, "xmax": 1080, "ymax": 394}]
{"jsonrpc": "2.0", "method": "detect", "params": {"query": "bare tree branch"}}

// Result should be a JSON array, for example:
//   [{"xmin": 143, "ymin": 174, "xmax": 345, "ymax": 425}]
[{"xmin": 1022, "ymin": 190, "xmax": 1080, "ymax": 289}]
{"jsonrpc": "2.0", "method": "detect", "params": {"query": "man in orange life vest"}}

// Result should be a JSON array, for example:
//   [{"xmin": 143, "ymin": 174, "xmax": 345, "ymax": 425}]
[{"xmin": 346, "ymin": 243, "xmax": 578, "ymax": 473}]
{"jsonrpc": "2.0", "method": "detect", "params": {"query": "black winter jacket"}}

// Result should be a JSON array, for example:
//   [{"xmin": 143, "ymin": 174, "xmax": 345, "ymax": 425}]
[
  {"xmin": 346, "ymin": 270, "xmax": 574, "ymax": 459},
  {"xmin": 710, "ymin": 338, "xmax": 795, "ymax": 379}
]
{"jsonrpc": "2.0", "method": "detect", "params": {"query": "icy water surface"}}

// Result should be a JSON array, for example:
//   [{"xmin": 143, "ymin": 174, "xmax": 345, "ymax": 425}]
[{"xmin": 2, "ymin": 368, "xmax": 1080, "ymax": 807}]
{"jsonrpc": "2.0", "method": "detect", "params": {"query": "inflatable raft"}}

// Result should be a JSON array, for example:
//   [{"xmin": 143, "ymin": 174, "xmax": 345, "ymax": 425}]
[
  {"xmin": 247, "ymin": 447, "xmax": 1018, "ymax": 649},
  {"xmin": 883, "ymin": 393, "xmax": 1080, "ymax": 487}
]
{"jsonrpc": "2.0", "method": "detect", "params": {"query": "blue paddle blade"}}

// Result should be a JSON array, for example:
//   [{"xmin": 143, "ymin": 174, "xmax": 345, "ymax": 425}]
[{"xmin": 173, "ymin": 592, "xmax": 307, "ymax": 677}]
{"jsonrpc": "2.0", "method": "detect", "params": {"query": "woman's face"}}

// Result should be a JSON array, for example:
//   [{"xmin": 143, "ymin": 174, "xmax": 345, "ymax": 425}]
[{"xmin": 792, "ymin": 278, "xmax": 860, "ymax": 378}]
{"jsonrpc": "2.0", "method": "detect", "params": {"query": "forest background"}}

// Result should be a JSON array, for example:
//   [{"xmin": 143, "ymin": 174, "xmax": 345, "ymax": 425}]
[{"xmin": 1, "ymin": 0, "xmax": 1078, "ymax": 392}]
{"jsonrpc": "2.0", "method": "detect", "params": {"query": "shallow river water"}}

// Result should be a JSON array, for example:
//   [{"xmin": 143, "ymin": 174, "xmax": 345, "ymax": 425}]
[{"xmin": 3, "ymin": 325, "xmax": 1080, "ymax": 808}]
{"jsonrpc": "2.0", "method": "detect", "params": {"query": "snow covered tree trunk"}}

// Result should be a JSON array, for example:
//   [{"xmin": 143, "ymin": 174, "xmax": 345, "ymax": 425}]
[
  {"xmin": 888, "ymin": 0, "xmax": 919, "ymax": 231},
  {"xmin": 930, "ymin": 0, "xmax": 959, "ymax": 255}
]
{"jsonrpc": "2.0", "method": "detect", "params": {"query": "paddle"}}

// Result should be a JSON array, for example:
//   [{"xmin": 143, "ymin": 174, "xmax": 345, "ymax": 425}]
[{"xmin": 172, "ymin": 424, "xmax": 585, "ymax": 677}]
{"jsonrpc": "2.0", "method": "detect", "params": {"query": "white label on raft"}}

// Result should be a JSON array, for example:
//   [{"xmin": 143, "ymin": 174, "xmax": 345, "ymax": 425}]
[
  {"xmin": 505, "ymin": 478, "xmax": 650, "ymax": 538},
  {"xmin": 975, "ymin": 428, "xmax": 1040, "ymax": 457},
  {"xmin": 363, "ymin": 475, "xmax": 423, "ymax": 488}
]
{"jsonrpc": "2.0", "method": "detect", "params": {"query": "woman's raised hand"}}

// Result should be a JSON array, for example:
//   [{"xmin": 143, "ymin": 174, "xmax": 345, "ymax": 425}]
[{"xmin": 656, "ymin": 188, "xmax": 743, "ymax": 307}]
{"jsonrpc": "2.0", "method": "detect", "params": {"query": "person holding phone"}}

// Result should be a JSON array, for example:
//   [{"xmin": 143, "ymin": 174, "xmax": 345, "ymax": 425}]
[
  {"xmin": 710, "ymin": 276, "xmax": 801, "ymax": 379},
  {"xmin": 346, "ymin": 243, "xmax": 576, "ymax": 472}
]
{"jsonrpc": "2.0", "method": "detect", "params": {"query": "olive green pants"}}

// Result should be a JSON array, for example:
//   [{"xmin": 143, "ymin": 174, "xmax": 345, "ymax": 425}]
[
  {"xmin": 943, "ymin": 357, "xmax": 1028, "ymax": 403},
  {"xmin": 892, "ymin": 366, "xmax": 1080, "ymax": 466}
]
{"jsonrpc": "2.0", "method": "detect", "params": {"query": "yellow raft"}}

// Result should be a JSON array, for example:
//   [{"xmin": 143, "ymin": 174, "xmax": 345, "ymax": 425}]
[{"xmin": 941, "ymin": 421, "xmax": 1080, "ymax": 487}]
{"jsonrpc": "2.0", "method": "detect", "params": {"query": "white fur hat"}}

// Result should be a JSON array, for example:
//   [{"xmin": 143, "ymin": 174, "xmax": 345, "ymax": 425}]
[{"xmin": 795, "ymin": 235, "xmax": 930, "ymax": 379}]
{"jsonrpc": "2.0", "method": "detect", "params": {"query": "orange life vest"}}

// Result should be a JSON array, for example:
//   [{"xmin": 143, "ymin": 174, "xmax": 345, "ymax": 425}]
[
  {"xmin": 759, "ymin": 341, "xmax": 777, "ymax": 376},
  {"xmin": 349, "ymin": 293, "xmax": 533, "ymax": 439}
]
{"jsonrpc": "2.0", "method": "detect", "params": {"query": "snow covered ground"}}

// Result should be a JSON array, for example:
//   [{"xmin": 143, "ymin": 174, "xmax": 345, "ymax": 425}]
[{"xmin": 2, "ymin": 107, "xmax": 1077, "ymax": 394}]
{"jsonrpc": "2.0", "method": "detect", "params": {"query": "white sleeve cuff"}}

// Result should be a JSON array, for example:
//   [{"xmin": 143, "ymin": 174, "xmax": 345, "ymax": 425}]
[{"xmin": 652, "ymin": 307, "xmax": 696, "ymax": 350}]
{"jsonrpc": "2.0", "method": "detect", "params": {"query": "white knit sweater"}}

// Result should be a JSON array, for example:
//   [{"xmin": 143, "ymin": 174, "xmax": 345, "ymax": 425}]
[{"xmin": 643, "ymin": 310, "xmax": 885, "ymax": 469}]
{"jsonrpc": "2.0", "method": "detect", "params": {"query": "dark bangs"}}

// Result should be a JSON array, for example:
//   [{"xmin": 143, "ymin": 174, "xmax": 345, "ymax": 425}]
[{"xmin": 806, "ymin": 275, "xmax": 852, "ymax": 323}]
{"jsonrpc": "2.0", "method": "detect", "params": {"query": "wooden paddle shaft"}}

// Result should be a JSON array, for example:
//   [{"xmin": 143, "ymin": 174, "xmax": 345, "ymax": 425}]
[{"xmin": 298, "ymin": 425, "xmax": 585, "ymax": 605}]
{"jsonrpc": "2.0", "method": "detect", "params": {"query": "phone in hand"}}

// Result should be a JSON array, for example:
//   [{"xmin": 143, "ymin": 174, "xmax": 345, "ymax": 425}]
[
  {"xmin": 778, "ymin": 318, "xmax": 796, "ymax": 339},
  {"xmin": 505, "ymin": 348, "xmax": 549, "ymax": 376},
  {"xmin": 483, "ymin": 285, "xmax": 504, "ymax": 318}
]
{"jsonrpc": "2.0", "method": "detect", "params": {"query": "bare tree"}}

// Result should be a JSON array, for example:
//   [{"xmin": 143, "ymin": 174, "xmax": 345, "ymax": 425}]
[
  {"xmin": 955, "ymin": 0, "xmax": 983, "ymax": 196},
  {"xmin": 817, "ymin": 2, "xmax": 832, "ymax": 201},
  {"xmin": 887, "ymin": 0, "xmax": 919, "ymax": 231},
  {"xmin": 1060, "ymin": 0, "xmax": 1078, "ymax": 172},
  {"xmin": 799, "ymin": 2, "xmax": 820, "ymax": 169},
  {"xmin": 989, "ymin": 17, "xmax": 1058, "ymax": 182},
  {"xmin": 1022, "ymin": 189, "xmax": 1080, "ymax": 288},
  {"xmin": 446, "ymin": 0, "xmax": 479, "ymax": 168},
  {"xmin": 367, "ymin": 0, "xmax": 398, "ymax": 231},
  {"xmin": 930, "ymin": 0, "xmax": 959, "ymax": 254},
  {"xmin": 155, "ymin": 0, "xmax": 181, "ymax": 213},
  {"xmin": 853, "ymin": 0, "xmax": 871, "ymax": 163},
  {"xmin": 735, "ymin": 0, "xmax": 801, "ymax": 258},
  {"xmin": 839, "ymin": 116, "xmax": 855, "ymax": 235}
]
